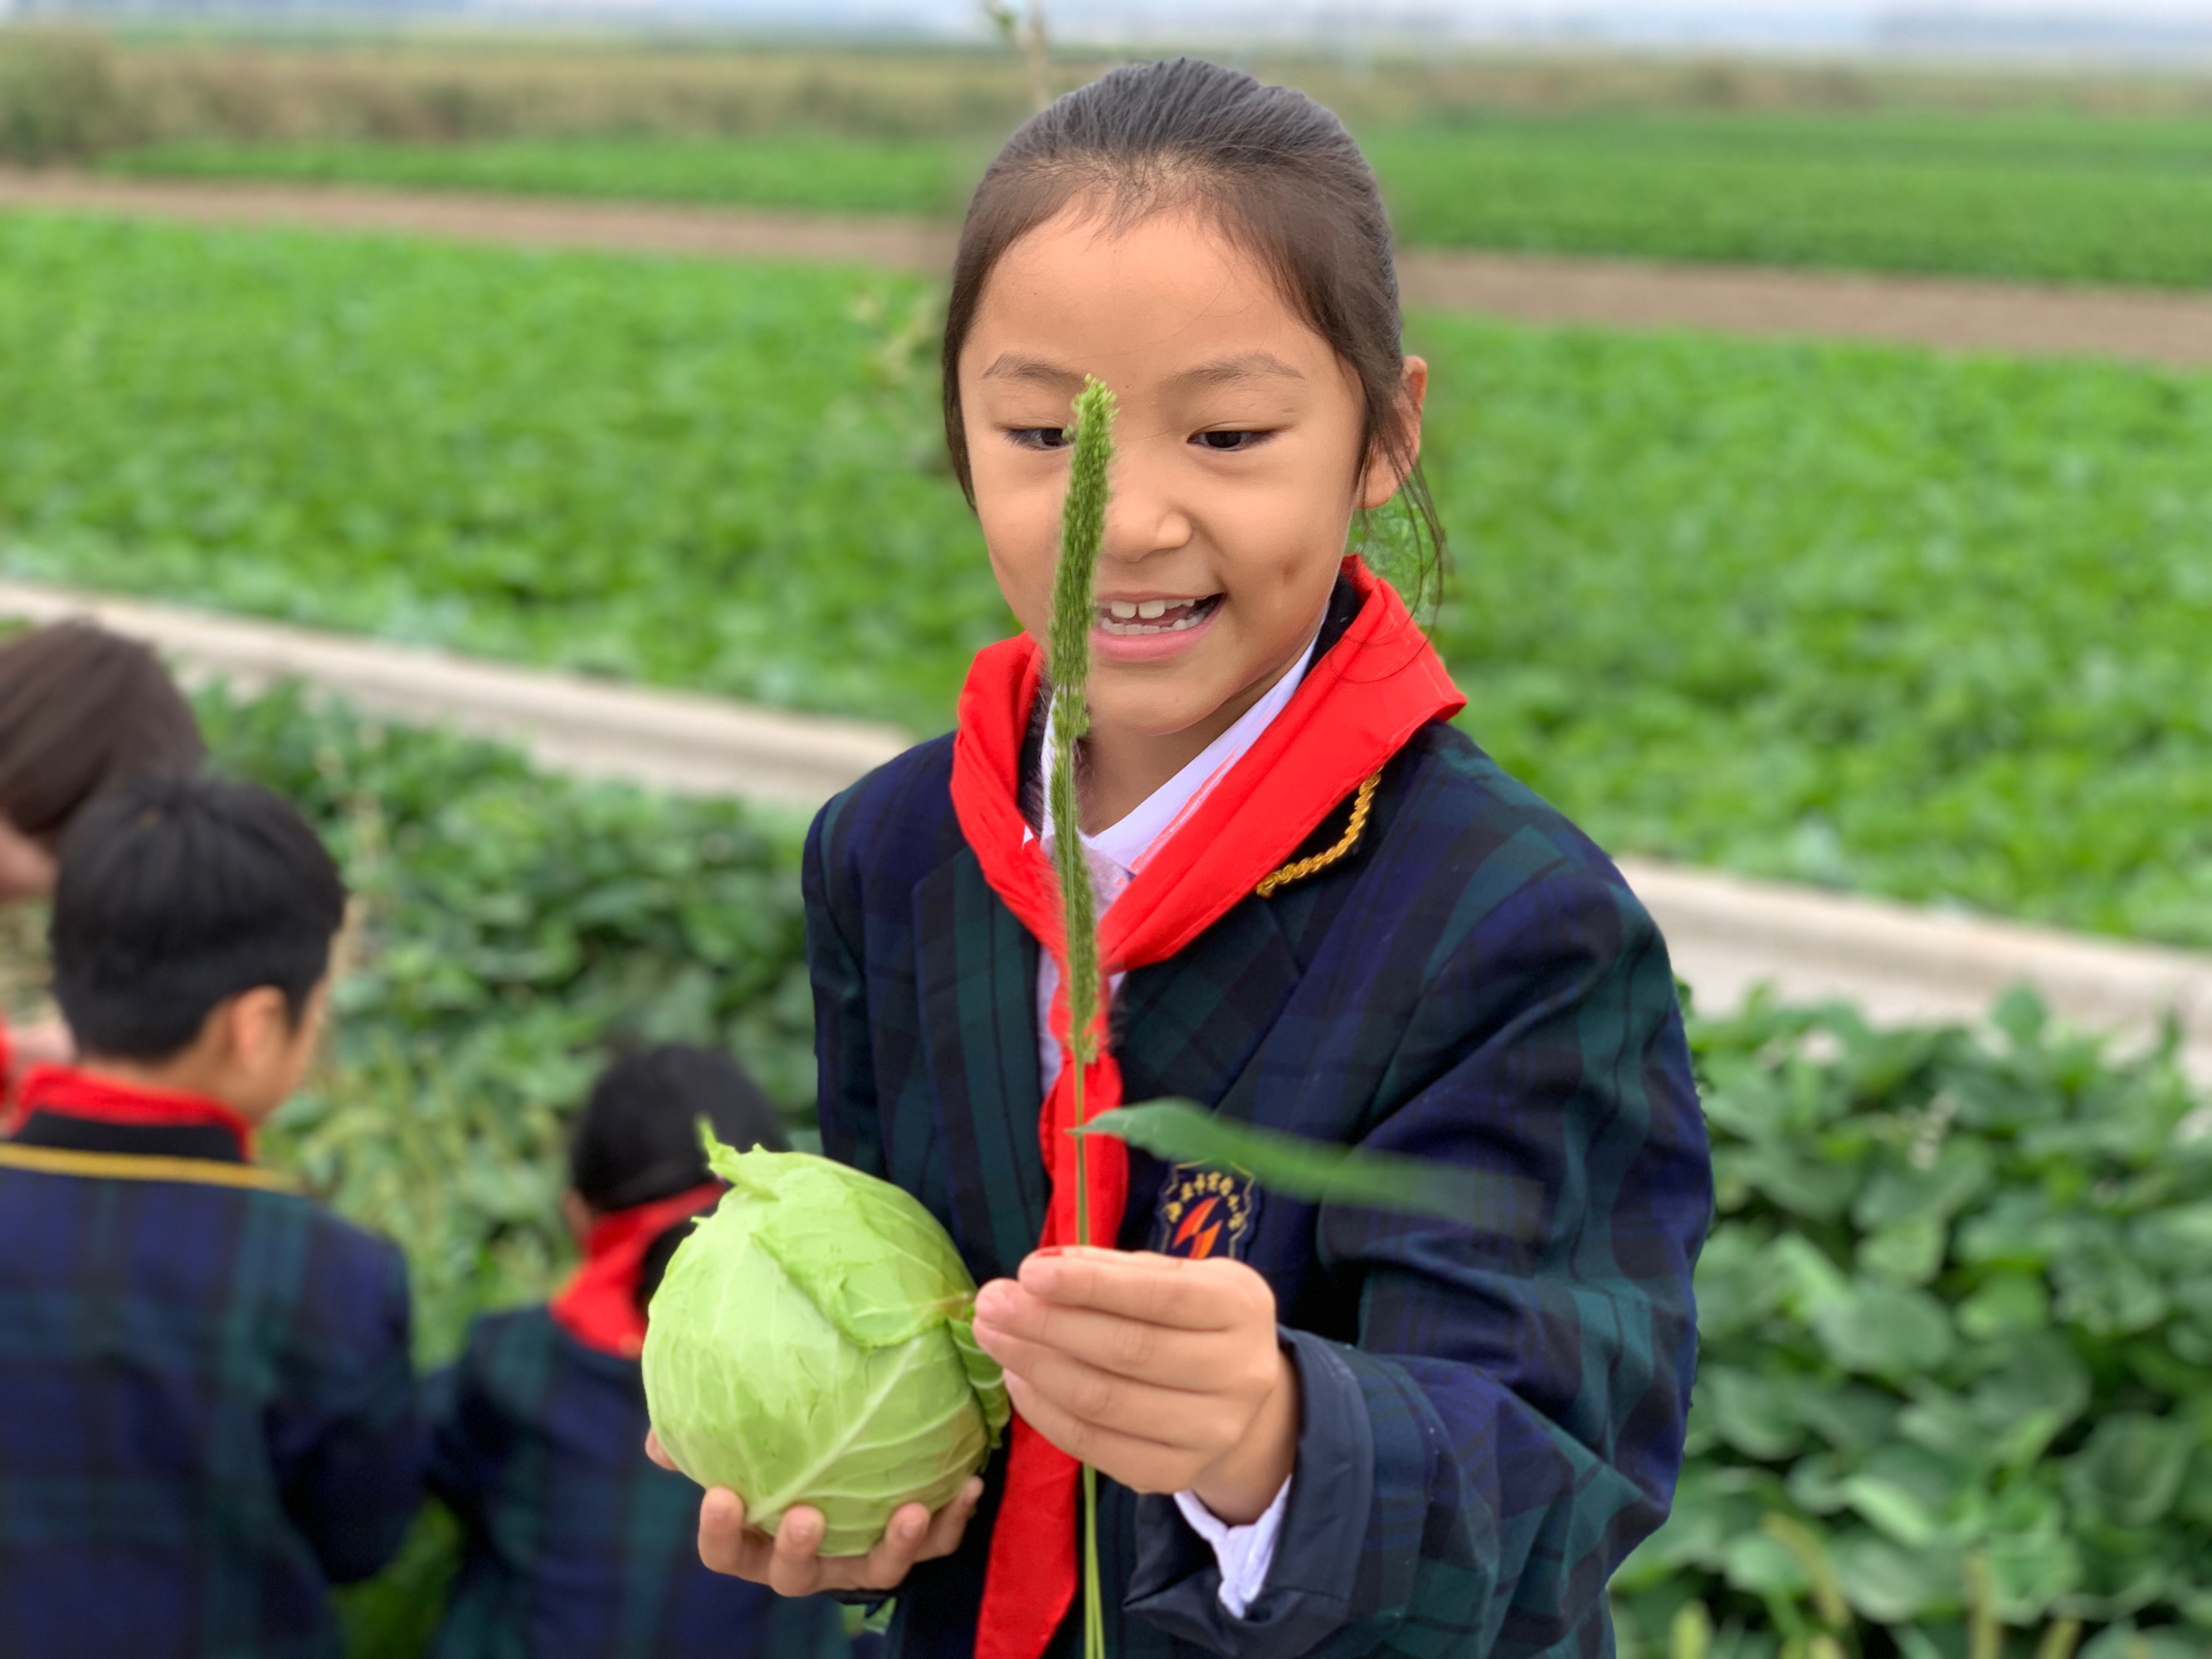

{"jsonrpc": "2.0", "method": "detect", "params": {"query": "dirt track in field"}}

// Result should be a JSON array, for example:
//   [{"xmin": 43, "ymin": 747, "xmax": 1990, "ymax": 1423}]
[{"xmin": 9, "ymin": 168, "xmax": 2212, "ymax": 368}]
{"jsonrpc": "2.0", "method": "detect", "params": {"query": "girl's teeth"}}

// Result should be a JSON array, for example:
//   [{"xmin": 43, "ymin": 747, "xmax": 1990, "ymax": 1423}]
[{"xmin": 1095, "ymin": 597, "xmax": 1216, "ymax": 636}]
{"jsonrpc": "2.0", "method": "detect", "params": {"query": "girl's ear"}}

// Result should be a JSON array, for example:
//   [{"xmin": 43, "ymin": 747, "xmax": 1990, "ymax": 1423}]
[
  {"xmin": 0, "ymin": 814, "xmax": 58, "ymax": 903},
  {"xmin": 1359, "ymin": 355, "xmax": 1429, "ymax": 512},
  {"xmin": 562, "ymin": 1190, "xmax": 597, "ymax": 1247}
]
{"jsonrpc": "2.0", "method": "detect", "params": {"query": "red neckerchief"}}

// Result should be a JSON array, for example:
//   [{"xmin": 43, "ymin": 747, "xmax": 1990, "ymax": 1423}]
[
  {"xmin": 953, "ymin": 557, "xmax": 1464, "ymax": 1659},
  {"xmin": 0, "ymin": 1014, "xmax": 14, "ymax": 1121},
  {"xmin": 549, "ymin": 1181, "xmax": 725, "ymax": 1360},
  {"xmin": 12, "ymin": 1063, "xmax": 260, "ymax": 1161}
]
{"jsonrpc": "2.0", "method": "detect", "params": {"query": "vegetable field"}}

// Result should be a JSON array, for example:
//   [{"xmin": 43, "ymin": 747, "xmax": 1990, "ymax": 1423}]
[
  {"xmin": 5, "ymin": 214, "xmax": 2211, "ymax": 946},
  {"xmin": 130, "ymin": 688, "xmax": 2211, "ymax": 1657},
  {"xmin": 107, "ymin": 107, "xmax": 2212, "ymax": 287}
]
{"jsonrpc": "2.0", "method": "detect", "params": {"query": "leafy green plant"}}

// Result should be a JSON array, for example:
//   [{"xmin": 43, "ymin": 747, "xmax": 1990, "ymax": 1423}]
[
  {"xmin": 642, "ymin": 1129, "xmax": 1010, "ymax": 1555},
  {"xmin": 1611, "ymin": 990, "xmax": 2212, "ymax": 1659}
]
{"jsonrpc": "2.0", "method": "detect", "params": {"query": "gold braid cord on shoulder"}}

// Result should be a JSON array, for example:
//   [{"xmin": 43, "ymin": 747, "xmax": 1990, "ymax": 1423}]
[
  {"xmin": 0, "ymin": 1141, "xmax": 301, "ymax": 1194},
  {"xmin": 1256, "ymin": 771, "xmax": 1382, "ymax": 899}
]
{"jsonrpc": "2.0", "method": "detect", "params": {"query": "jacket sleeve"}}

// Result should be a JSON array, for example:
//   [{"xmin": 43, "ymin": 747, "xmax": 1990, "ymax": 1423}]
[
  {"xmin": 805, "ymin": 797, "xmax": 887, "ymax": 1182},
  {"xmin": 271, "ymin": 1230, "xmax": 428, "ymax": 1585},
  {"xmin": 1128, "ymin": 866, "xmax": 1711, "ymax": 1658},
  {"xmin": 422, "ymin": 1350, "xmax": 493, "ymax": 1530}
]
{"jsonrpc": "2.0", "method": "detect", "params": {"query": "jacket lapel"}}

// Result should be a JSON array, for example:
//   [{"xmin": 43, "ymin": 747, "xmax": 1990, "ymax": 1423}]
[{"xmin": 914, "ymin": 848, "xmax": 1050, "ymax": 1285}]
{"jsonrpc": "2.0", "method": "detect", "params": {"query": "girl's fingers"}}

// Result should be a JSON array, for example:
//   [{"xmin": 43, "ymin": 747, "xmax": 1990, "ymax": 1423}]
[
  {"xmin": 863, "ymin": 1501, "xmax": 934, "ymax": 1584},
  {"xmin": 912, "ymin": 1476, "xmax": 986, "ymax": 1563},
  {"xmin": 767, "ymin": 1507, "xmax": 830, "ymax": 1597},
  {"xmin": 1017, "ymin": 1249, "xmax": 1260, "ymax": 1331},
  {"xmin": 977, "ymin": 1325, "xmax": 1224, "ymax": 1447},
  {"xmin": 644, "ymin": 1428, "xmax": 677, "ymax": 1472},
  {"xmin": 697, "ymin": 1488, "xmax": 772, "ymax": 1582},
  {"xmin": 695, "ymin": 1481, "xmax": 987, "ymax": 1593},
  {"xmin": 1003, "ymin": 1371, "xmax": 1201, "ymax": 1493},
  {"xmin": 973, "ymin": 1286, "xmax": 1221, "ymax": 1384}
]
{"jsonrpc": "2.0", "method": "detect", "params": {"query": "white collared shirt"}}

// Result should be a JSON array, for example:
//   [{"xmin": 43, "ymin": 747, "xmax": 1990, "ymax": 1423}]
[{"xmin": 1025, "ymin": 625, "xmax": 1321, "ymax": 1616}]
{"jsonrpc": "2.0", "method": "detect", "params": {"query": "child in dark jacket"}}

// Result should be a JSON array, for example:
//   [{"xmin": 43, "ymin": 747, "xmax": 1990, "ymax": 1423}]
[
  {"xmin": 428, "ymin": 1043, "xmax": 861, "ymax": 1659},
  {"xmin": 0, "ymin": 772, "xmax": 422, "ymax": 1657}
]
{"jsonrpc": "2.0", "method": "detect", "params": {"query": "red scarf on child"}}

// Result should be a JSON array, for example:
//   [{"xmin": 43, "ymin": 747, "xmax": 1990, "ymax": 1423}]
[
  {"xmin": 952, "ymin": 558, "xmax": 1464, "ymax": 1659},
  {"xmin": 550, "ymin": 1183, "xmax": 725, "ymax": 1360},
  {"xmin": 12, "ymin": 1063, "xmax": 260, "ymax": 1160}
]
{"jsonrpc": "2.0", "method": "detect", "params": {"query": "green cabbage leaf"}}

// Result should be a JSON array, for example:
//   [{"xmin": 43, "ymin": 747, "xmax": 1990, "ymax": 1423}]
[{"xmin": 642, "ymin": 1131, "xmax": 1010, "ymax": 1554}]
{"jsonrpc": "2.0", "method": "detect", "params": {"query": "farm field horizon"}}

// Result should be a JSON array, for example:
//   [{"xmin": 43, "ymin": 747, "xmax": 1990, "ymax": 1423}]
[
  {"xmin": 101, "ymin": 107, "xmax": 2212, "ymax": 289},
  {"xmin": 3, "ymin": 210, "xmax": 2210, "ymax": 950}
]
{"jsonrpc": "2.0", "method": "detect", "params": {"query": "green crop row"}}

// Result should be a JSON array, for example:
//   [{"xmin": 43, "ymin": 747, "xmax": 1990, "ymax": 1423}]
[
  {"xmin": 3, "ymin": 212, "xmax": 2210, "ymax": 947},
  {"xmin": 177, "ymin": 688, "xmax": 2208, "ymax": 1657},
  {"xmin": 104, "ymin": 105, "xmax": 2212, "ymax": 287}
]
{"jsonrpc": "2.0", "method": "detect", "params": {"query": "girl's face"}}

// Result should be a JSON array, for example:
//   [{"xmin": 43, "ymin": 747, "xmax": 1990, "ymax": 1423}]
[{"xmin": 959, "ymin": 203, "xmax": 1425, "ymax": 747}]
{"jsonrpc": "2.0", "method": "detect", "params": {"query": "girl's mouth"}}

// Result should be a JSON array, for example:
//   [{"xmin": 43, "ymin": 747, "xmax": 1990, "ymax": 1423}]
[{"xmin": 1094, "ymin": 594, "xmax": 1222, "ymax": 637}]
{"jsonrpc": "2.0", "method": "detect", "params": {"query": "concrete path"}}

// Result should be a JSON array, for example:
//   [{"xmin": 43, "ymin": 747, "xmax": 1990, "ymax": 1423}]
[
  {"xmin": 7, "ymin": 577, "xmax": 2207, "ymax": 1082},
  {"xmin": 10, "ymin": 169, "xmax": 2212, "ymax": 369}
]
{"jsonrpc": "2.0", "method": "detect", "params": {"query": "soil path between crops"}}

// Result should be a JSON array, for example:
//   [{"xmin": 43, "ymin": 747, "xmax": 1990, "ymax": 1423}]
[{"xmin": 9, "ymin": 168, "xmax": 2212, "ymax": 367}]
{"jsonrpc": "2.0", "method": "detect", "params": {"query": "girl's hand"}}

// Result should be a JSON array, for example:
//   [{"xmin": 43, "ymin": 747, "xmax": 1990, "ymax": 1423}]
[
  {"xmin": 969, "ymin": 1247, "xmax": 1298, "ymax": 1523},
  {"xmin": 646, "ymin": 1430, "xmax": 983, "ymax": 1596}
]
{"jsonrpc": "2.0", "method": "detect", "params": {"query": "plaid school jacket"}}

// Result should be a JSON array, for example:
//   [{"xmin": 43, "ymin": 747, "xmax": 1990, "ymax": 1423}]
[
  {"xmin": 0, "ymin": 1110, "xmax": 422, "ymax": 1658},
  {"xmin": 804, "ymin": 718, "xmax": 1711, "ymax": 1659},
  {"xmin": 428, "ymin": 1304, "xmax": 861, "ymax": 1659}
]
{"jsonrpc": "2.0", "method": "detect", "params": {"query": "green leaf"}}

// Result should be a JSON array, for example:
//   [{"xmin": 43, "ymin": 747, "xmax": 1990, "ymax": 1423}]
[
  {"xmin": 1955, "ymin": 1271, "xmax": 2051, "ymax": 1340},
  {"xmin": 1721, "ymin": 1532, "xmax": 1810, "ymax": 1598},
  {"xmin": 1073, "ymin": 1102, "xmax": 1544, "ymax": 1231},
  {"xmin": 2062, "ymin": 1414, "xmax": 2194, "ymax": 1529},
  {"xmin": 1859, "ymin": 1213, "xmax": 1948, "ymax": 1287},
  {"xmin": 1830, "ymin": 1530, "xmax": 1966, "ymax": 1623},
  {"xmin": 1810, "ymin": 1282, "xmax": 1956, "ymax": 1381},
  {"xmin": 1698, "ymin": 1365, "xmax": 1810, "ymax": 1462}
]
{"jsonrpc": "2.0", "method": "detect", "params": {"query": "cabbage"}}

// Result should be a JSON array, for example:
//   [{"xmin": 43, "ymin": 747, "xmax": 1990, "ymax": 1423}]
[{"xmin": 642, "ymin": 1131, "xmax": 1011, "ymax": 1554}]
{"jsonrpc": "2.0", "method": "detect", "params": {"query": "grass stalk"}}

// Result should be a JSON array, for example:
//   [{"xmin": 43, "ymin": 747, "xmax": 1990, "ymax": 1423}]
[{"xmin": 1045, "ymin": 376, "xmax": 1115, "ymax": 1659}]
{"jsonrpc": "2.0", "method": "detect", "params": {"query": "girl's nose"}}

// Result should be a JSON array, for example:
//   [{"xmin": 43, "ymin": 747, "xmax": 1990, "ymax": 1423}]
[{"xmin": 1097, "ymin": 443, "xmax": 1194, "ymax": 562}]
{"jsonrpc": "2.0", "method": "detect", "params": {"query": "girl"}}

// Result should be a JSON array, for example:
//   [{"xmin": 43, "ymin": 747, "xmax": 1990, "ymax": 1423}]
[
  {"xmin": 0, "ymin": 620, "xmax": 206, "ymax": 1094},
  {"xmin": 665, "ymin": 59, "xmax": 1709, "ymax": 1658}
]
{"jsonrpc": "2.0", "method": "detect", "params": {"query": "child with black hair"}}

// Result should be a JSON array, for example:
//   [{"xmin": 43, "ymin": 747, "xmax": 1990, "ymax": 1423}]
[
  {"xmin": 428, "ymin": 1043, "xmax": 862, "ymax": 1659},
  {"xmin": 0, "ymin": 771, "xmax": 422, "ymax": 1655}
]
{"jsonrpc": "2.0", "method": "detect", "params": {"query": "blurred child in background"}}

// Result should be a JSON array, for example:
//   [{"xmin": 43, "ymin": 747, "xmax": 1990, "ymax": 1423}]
[
  {"xmin": 429, "ymin": 1042, "xmax": 862, "ymax": 1659},
  {"xmin": 0, "ymin": 772, "xmax": 422, "ymax": 1654},
  {"xmin": 0, "ymin": 619, "xmax": 205, "ymax": 1092}
]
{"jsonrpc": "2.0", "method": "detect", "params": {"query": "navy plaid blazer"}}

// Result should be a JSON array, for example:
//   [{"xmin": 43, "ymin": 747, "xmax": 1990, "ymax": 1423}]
[
  {"xmin": 428, "ymin": 1305, "xmax": 861, "ymax": 1659},
  {"xmin": 0, "ymin": 1110, "xmax": 423, "ymax": 1658},
  {"xmin": 803, "ymin": 715, "xmax": 1711, "ymax": 1659}
]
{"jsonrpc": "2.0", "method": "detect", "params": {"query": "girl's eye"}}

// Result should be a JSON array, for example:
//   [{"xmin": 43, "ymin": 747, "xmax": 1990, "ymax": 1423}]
[
  {"xmin": 1192, "ymin": 429, "xmax": 1270, "ymax": 453},
  {"xmin": 1009, "ymin": 427, "xmax": 1070, "ymax": 451}
]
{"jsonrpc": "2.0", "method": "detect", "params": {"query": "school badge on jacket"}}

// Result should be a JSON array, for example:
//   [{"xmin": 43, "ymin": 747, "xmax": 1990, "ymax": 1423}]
[{"xmin": 1149, "ymin": 1164, "xmax": 1258, "ymax": 1261}]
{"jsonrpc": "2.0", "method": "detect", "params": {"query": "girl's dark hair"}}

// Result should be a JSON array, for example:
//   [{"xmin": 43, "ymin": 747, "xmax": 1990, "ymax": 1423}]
[
  {"xmin": 570, "ymin": 1044, "xmax": 788, "ymax": 1313},
  {"xmin": 941, "ymin": 57, "xmax": 1445, "ymax": 602},
  {"xmin": 0, "ymin": 621, "xmax": 206, "ymax": 844}
]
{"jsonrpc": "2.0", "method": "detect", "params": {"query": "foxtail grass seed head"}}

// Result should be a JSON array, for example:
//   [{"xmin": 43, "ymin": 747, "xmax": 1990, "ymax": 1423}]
[{"xmin": 1047, "ymin": 377, "xmax": 1115, "ymax": 1066}]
